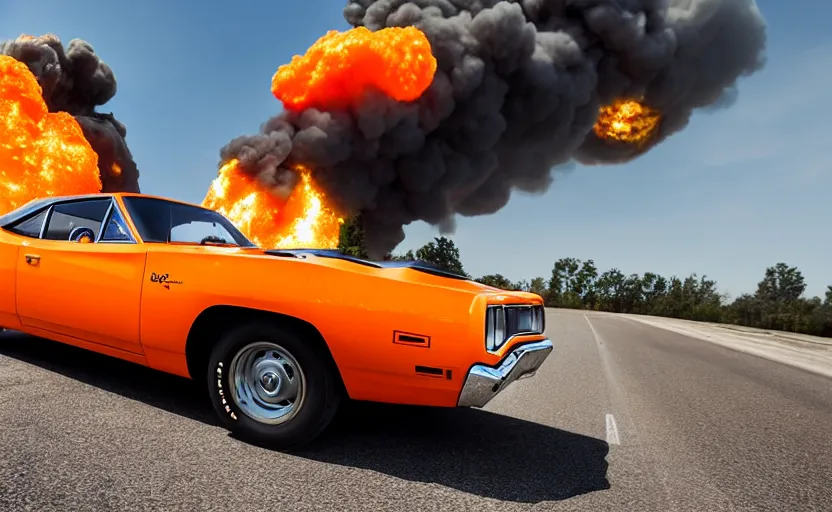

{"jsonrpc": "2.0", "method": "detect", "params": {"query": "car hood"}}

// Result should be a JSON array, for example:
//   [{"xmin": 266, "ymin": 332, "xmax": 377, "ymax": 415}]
[{"xmin": 257, "ymin": 248, "xmax": 519, "ymax": 296}]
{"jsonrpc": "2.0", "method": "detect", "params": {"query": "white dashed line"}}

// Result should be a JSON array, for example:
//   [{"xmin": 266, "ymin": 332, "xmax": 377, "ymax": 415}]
[
  {"xmin": 606, "ymin": 413, "xmax": 621, "ymax": 445},
  {"xmin": 584, "ymin": 315, "xmax": 623, "ymax": 446}
]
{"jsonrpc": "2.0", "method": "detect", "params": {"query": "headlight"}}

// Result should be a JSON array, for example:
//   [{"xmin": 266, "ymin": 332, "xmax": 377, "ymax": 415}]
[
  {"xmin": 485, "ymin": 304, "xmax": 545, "ymax": 352},
  {"xmin": 486, "ymin": 306, "xmax": 507, "ymax": 352}
]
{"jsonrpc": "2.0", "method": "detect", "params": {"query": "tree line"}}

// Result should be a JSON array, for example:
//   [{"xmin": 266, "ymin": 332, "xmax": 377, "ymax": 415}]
[{"xmin": 338, "ymin": 217, "xmax": 832, "ymax": 338}]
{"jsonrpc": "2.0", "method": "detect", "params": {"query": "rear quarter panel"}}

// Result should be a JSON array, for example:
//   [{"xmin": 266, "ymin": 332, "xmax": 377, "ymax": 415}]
[
  {"xmin": 0, "ymin": 230, "xmax": 21, "ymax": 329},
  {"xmin": 138, "ymin": 246, "xmax": 496, "ymax": 405}
]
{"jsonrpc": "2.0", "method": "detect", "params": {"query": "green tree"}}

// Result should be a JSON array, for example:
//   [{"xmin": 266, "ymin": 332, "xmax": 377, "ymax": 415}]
[
  {"xmin": 575, "ymin": 259, "xmax": 599, "ymax": 305},
  {"xmin": 756, "ymin": 262, "xmax": 807, "ymax": 303},
  {"xmin": 412, "ymin": 236, "xmax": 466, "ymax": 275},
  {"xmin": 548, "ymin": 257, "xmax": 582, "ymax": 307},
  {"xmin": 476, "ymin": 274, "xmax": 514, "ymax": 289},
  {"xmin": 595, "ymin": 268, "xmax": 625, "ymax": 312},
  {"xmin": 528, "ymin": 277, "xmax": 548, "ymax": 300},
  {"xmin": 752, "ymin": 263, "xmax": 808, "ymax": 331},
  {"xmin": 337, "ymin": 214, "xmax": 368, "ymax": 259},
  {"xmin": 619, "ymin": 273, "xmax": 644, "ymax": 314},
  {"xmin": 686, "ymin": 274, "xmax": 723, "ymax": 322},
  {"xmin": 724, "ymin": 293, "xmax": 763, "ymax": 326},
  {"xmin": 811, "ymin": 291, "xmax": 832, "ymax": 337},
  {"xmin": 641, "ymin": 272, "xmax": 660, "ymax": 313},
  {"xmin": 389, "ymin": 249, "xmax": 416, "ymax": 261},
  {"xmin": 513, "ymin": 279, "xmax": 531, "ymax": 292}
]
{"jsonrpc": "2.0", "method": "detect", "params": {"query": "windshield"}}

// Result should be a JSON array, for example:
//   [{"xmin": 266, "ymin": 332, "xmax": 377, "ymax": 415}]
[{"xmin": 121, "ymin": 195, "xmax": 256, "ymax": 247}]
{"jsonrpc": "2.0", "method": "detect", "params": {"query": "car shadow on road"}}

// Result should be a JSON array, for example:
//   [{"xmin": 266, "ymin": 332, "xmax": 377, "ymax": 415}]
[
  {"xmin": 0, "ymin": 332, "xmax": 611, "ymax": 504},
  {"xmin": 299, "ymin": 401, "xmax": 611, "ymax": 503}
]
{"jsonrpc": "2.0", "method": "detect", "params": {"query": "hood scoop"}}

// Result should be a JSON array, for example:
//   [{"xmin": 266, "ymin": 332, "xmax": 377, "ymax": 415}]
[{"xmin": 264, "ymin": 248, "xmax": 469, "ymax": 280}]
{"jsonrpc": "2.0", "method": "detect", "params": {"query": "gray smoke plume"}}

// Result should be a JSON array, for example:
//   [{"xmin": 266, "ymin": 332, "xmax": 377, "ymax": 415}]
[
  {"xmin": 1, "ymin": 34, "xmax": 140, "ymax": 193},
  {"xmin": 220, "ymin": 0, "xmax": 767, "ymax": 257}
]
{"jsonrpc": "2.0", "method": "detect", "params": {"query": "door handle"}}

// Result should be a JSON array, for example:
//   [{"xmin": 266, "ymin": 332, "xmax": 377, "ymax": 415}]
[{"xmin": 24, "ymin": 254, "xmax": 41, "ymax": 266}]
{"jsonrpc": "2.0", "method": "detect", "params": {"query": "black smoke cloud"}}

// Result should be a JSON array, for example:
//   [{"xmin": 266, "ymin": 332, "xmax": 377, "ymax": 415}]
[
  {"xmin": 0, "ymin": 34, "xmax": 140, "ymax": 193},
  {"xmin": 221, "ymin": 0, "xmax": 767, "ymax": 257}
]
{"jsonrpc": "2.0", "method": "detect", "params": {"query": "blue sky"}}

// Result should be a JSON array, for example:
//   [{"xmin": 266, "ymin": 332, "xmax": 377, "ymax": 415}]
[{"xmin": 2, "ymin": 0, "xmax": 829, "ymax": 299}]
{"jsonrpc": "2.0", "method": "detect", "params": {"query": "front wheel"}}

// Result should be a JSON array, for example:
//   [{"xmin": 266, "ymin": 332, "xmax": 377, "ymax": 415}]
[{"xmin": 207, "ymin": 322, "xmax": 343, "ymax": 449}]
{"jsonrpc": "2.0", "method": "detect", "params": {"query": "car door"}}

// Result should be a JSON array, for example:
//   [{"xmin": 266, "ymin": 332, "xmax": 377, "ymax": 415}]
[{"xmin": 15, "ymin": 197, "xmax": 148, "ymax": 355}]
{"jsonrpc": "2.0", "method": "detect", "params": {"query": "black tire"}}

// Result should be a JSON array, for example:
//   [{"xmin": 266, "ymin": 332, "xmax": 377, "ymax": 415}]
[{"xmin": 207, "ymin": 321, "xmax": 342, "ymax": 450}]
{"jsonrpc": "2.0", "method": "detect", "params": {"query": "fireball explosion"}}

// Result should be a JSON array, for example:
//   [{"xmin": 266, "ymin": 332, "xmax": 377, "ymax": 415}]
[
  {"xmin": 0, "ymin": 33, "xmax": 139, "ymax": 216},
  {"xmin": 0, "ymin": 54, "xmax": 100, "ymax": 214}
]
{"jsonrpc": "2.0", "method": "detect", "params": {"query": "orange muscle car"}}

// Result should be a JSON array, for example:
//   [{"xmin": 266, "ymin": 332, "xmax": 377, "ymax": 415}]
[{"xmin": 0, "ymin": 192, "xmax": 553, "ymax": 448}]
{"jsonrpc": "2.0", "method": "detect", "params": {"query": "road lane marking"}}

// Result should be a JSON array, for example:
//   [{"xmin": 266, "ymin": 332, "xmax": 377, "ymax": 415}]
[
  {"xmin": 585, "ymin": 315, "xmax": 624, "ymax": 446},
  {"xmin": 605, "ymin": 413, "xmax": 621, "ymax": 445},
  {"xmin": 584, "ymin": 314, "xmax": 601, "ymax": 339}
]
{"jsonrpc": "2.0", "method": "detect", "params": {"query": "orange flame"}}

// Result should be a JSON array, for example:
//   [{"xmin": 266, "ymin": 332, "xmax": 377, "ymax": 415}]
[
  {"xmin": 202, "ymin": 159, "xmax": 344, "ymax": 249},
  {"xmin": 594, "ymin": 99, "xmax": 662, "ymax": 145},
  {"xmin": 272, "ymin": 26, "xmax": 437, "ymax": 111},
  {"xmin": 0, "ymin": 55, "xmax": 101, "ymax": 215}
]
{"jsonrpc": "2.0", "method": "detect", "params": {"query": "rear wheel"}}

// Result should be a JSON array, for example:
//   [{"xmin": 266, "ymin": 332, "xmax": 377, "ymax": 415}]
[{"xmin": 207, "ymin": 322, "xmax": 342, "ymax": 449}]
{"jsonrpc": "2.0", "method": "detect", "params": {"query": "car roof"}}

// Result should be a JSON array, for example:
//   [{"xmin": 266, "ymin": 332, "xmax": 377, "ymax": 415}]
[{"xmin": 0, "ymin": 192, "xmax": 202, "ymax": 227}]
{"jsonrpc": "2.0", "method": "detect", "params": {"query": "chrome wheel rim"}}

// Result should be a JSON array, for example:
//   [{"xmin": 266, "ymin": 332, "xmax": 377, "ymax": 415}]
[{"xmin": 228, "ymin": 341, "xmax": 306, "ymax": 425}]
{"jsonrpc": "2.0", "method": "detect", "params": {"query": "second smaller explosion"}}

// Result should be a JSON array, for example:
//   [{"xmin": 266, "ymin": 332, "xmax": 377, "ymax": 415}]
[{"xmin": 593, "ymin": 99, "xmax": 663, "ymax": 146}]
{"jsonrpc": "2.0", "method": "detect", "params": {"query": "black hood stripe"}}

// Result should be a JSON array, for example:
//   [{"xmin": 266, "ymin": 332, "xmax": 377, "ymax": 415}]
[{"xmin": 264, "ymin": 248, "xmax": 469, "ymax": 280}]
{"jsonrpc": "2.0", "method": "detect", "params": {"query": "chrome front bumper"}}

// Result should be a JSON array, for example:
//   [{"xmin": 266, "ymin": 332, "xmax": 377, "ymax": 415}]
[{"xmin": 457, "ymin": 339, "xmax": 554, "ymax": 408}]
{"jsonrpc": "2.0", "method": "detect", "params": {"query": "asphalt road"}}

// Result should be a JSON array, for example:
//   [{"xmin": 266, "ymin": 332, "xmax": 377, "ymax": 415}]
[{"xmin": 1, "ymin": 309, "xmax": 831, "ymax": 511}]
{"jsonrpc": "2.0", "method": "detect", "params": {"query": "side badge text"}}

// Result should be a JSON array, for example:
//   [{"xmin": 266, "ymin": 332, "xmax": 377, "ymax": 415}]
[{"xmin": 150, "ymin": 272, "xmax": 183, "ymax": 289}]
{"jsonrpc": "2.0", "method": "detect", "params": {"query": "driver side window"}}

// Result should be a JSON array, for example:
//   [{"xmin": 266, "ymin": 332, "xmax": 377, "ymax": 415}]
[{"xmin": 43, "ymin": 199, "xmax": 112, "ymax": 242}]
